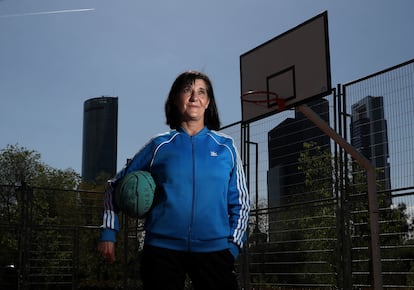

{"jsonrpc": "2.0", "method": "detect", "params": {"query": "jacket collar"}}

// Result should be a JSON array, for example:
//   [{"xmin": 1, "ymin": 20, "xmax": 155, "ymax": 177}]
[{"xmin": 177, "ymin": 126, "xmax": 208, "ymax": 137}]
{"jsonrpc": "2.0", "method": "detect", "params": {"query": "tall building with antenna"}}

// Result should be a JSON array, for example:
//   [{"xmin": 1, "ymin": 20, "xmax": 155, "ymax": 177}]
[{"xmin": 82, "ymin": 96, "xmax": 118, "ymax": 182}]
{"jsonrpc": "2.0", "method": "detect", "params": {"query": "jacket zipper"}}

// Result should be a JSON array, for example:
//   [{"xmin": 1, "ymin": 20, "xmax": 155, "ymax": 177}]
[{"xmin": 188, "ymin": 136, "xmax": 196, "ymax": 251}]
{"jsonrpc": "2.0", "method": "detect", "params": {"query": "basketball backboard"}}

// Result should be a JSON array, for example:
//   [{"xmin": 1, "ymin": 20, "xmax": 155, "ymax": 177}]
[{"xmin": 240, "ymin": 11, "xmax": 332, "ymax": 123}]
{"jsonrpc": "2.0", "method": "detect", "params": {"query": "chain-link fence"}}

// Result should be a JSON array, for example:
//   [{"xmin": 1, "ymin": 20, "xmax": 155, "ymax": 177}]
[{"xmin": 1, "ymin": 59, "xmax": 414, "ymax": 289}]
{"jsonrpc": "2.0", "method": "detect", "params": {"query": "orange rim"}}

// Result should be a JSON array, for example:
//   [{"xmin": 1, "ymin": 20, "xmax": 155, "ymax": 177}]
[{"xmin": 241, "ymin": 90, "xmax": 285, "ymax": 110}]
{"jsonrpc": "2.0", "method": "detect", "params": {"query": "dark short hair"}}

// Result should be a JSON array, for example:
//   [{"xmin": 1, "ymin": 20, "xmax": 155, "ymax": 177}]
[{"xmin": 165, "ymin": 71, "xmax": 221, "ymax": 130}]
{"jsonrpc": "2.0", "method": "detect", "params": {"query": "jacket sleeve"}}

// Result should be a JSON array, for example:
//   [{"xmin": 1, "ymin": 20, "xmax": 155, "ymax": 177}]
[
  {"xmin": 227, "ymin": 141, "xmax": 250, "ymax": 259},
  {"xmin": 100, "ymin": 140, "xmax": 155, "ymax": 242}
]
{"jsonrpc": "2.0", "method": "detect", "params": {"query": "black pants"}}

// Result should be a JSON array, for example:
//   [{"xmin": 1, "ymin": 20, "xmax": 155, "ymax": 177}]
[{"xmin": 140, "ymin": 245, "xmax": 239, "ymax": 290}]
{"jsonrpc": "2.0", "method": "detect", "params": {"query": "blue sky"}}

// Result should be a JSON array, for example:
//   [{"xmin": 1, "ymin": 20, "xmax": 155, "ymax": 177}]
[{"xmin": 1, "ymin": 0, "xmax": 413, "ymax": 174}]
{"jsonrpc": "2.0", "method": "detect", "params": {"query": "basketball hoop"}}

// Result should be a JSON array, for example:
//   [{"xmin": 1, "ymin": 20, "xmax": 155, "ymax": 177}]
[{"xmin": 241, "ymin": 90, "xmax": 286, "ymax": 112}]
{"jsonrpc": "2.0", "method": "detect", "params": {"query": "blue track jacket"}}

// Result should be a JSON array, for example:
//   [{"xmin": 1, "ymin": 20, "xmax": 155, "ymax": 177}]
[{"xmin": 100, "ymin": 127, "xmax": 250, "ymax": 259}]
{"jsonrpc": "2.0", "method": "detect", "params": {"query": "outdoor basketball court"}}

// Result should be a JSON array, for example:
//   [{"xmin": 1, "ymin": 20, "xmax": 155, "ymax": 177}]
[{"xmin": 238, "ymin": 11, "xmax": 382, "ymax": 290}]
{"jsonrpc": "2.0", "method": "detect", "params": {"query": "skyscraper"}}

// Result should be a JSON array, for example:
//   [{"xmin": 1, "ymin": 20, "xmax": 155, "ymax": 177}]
[
  {"xmin": 350, "ymin": 95, "xmax": 391, "ymax": 192},
  {"xmin": 267, "ymin": 98, "xmax": 331, "ymax": 207},
  {"xmin": 82, "ymin": 96, "xmax": 118, "ymax": 182}
]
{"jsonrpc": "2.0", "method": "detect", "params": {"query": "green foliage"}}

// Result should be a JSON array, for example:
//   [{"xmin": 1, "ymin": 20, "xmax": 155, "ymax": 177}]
[
  {"xmin": 298, "ymin": 142, "xmax": 413, "ymax": 286},
  {"xmin": 252, "ymin": 141, "xmax": 337, "ymax": 286},
  {"xmin": 298, "ymin": 141, "xmax": 334, "ymax": 197},
  {"xmin": 295, "ymin": 142, "xmax": 337, "ymax": 285},
  {"xmin": 348, "ymin": 160, "xmax": 413, "ymax": 286},
  {"xmin": 253, "ymin": 141, "xmax": 414, "ymax": 287},
  {"xmin": 0, "ymin": 144, "xmax": 42, "ymax": 185},
  {"xmin": 0, "ymin": 144, "xmax": 144, "ymax": 288}
]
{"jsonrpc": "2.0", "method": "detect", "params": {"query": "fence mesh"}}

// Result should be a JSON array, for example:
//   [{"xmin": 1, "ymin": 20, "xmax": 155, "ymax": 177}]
[
  {"xmin": 343, "ymin": 59, "xmax": 414, "ymax": 288},
  {"xmin": 1, "ymin": 59, "xmax": 414, "ymax": 289}
]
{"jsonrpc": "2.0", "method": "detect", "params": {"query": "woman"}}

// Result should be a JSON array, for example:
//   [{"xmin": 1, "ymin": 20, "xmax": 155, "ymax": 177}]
[{"xmin": 98, "ymin": 70, "xmax": 250, "ymax": 290}]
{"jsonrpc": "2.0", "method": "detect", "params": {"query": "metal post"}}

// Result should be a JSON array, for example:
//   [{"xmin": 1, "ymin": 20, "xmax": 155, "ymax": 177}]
[
  {"xmin": 72, "ymin": 228, "xmax": 80, "ymax": 290},
  {"xmin": 297, "ymin": 104, "xmax": 383, "ymax": 290},
  {"xmin": 246, "ymin": 141, "xmax": 259, "ymax": 229},
  {"xmin": 337, "ymin": 84, "xmax": 353, "ymax": 289},
  {"xmin": 17, "ymin": 182, "xmax": 33, "ymax": 290},
  {"xmin": 240, "ymin": 122, "xmax": 251, "ymax": 290}
]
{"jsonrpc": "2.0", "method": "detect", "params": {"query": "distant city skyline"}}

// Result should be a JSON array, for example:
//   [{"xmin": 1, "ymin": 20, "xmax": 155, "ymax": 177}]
[{"xmin": 1, "ymin": 1, "xmax": 413, "ymax": 173}]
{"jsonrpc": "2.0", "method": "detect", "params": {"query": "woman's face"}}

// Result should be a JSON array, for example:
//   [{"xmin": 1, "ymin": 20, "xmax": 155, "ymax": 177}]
[{"xmin": 176, "ymin": 79, "xmax": 210, "ymax": 123}]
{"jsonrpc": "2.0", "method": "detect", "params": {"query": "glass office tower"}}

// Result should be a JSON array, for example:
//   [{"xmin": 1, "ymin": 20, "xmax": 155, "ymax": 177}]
[
  {"xmin": 350, "ymin": 95, "xmax": 391, "ymax": 194},
  {"xmin": 82, "ymin": 96, "xmax": 118, "ymax": 182}
]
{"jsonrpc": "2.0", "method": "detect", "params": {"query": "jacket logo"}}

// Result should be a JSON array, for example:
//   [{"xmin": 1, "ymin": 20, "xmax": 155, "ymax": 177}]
[{"xmin": 210, "ymin": 151, "xmax": 218, "ymax": 157}]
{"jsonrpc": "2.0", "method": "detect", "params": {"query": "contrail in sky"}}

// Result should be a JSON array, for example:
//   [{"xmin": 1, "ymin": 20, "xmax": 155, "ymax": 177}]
[{"xmin": 0, "ymin": 8, "xmax": 95, "ymax": 18}]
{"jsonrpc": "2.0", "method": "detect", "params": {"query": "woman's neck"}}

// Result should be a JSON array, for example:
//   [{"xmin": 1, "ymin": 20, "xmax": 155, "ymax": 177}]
[{"xmin": 181, "ymin": 121, "xmax": 205, "ymax": 136}]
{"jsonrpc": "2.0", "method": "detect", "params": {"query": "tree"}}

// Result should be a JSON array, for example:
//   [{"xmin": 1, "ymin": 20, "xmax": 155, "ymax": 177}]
[
  {"xmin": 249, "ymin": 141, "xmax": 337, "ymax": 286},
  {"xmin": 0, "ymin": 144, "xmax": 83, "ymax": 288},
  {"xmin": 252, "ymin": 141, "xmax": 414, "ymax": 288},
  {"xmin": 0, "ymin": 144, "xmax": 147, "ymax": 289},
  {"xmin": 298, "ymin": 141, "xmax": 414, "ymax": 287}
]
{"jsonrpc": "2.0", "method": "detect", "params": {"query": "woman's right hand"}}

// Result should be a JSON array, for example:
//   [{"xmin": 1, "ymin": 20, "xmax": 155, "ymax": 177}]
[{"xmin": 97, "ymin": 241, "xmax": 116, "ymax": 264}]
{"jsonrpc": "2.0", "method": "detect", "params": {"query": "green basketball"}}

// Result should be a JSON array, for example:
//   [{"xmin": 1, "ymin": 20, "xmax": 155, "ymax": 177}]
[{"xmin": 115, "ymin": 171, "xmax": 156, "ymax": 218}]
